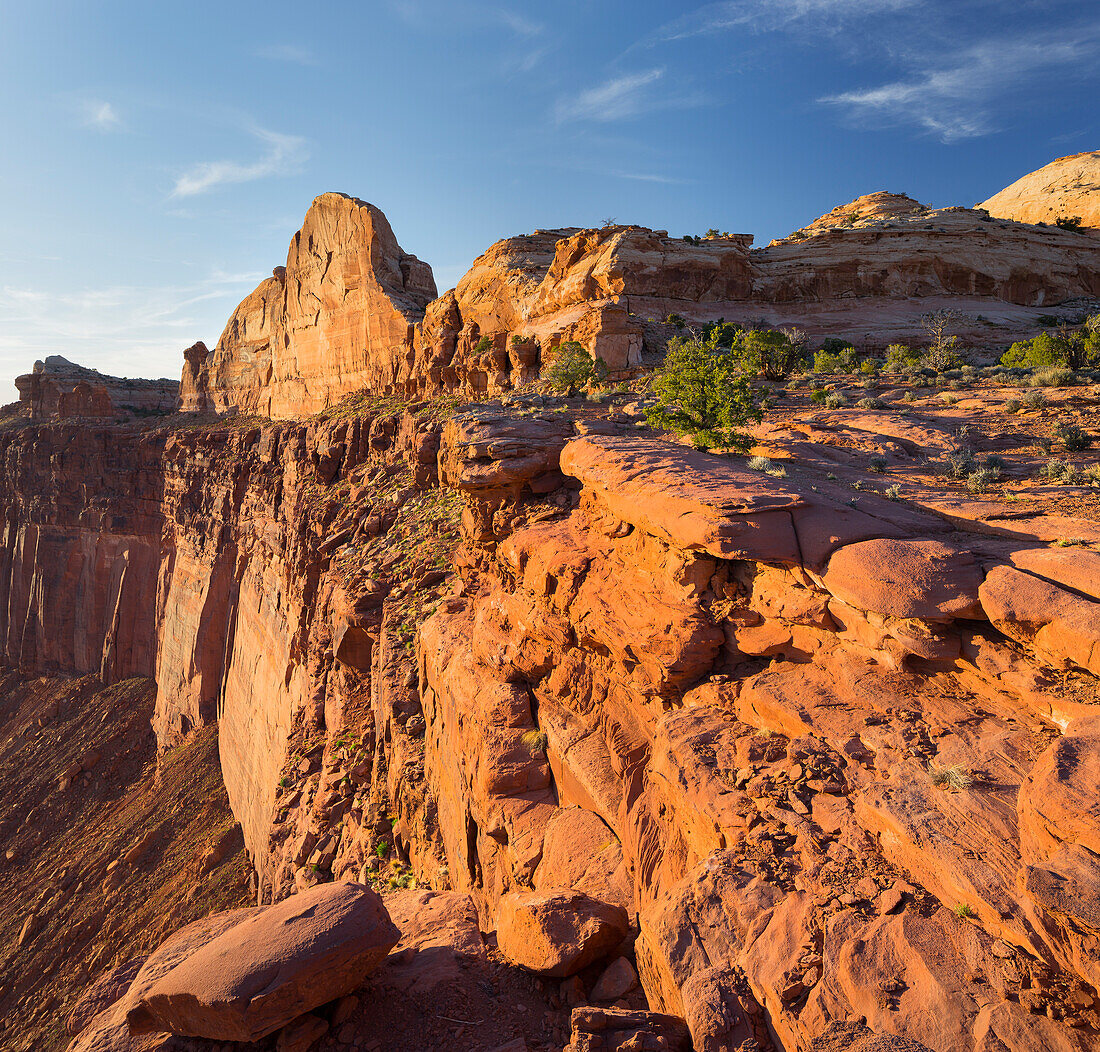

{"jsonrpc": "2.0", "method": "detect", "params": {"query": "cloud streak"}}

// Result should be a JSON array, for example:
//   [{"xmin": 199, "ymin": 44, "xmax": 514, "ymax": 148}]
[
  {"xmin": 171, "ymin": 127, "xmax": 308, "ymax": 197},
  {"xmin": 554, "ymin": 69, "xmax": 702, "ymax": 124},
  {"xmin": 0, "ymin": 270, "xmax": 264, "ymax": 392},
  {"xmin": 255, "ymin": 43, "xmax": 317, "ymax": 65},
  {"xmin": 652, "ymin": 0, "xmax": 918, "ymax": 41},
  {"xmin": 820, "ymin": 35, "xmax": 1099, "ymax": 142}
]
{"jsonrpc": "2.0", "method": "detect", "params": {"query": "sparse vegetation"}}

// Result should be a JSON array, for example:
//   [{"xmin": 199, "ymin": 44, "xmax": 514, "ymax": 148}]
[
  {"xmin": 930, "ymin": 762, "xmax": 973, "ymax": 791},
  {"xmin": 520, "ymin": 729, "xmax": 549, "ymax": 756}
]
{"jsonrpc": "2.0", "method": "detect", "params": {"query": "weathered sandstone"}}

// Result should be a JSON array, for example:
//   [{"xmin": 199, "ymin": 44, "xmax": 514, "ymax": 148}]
[
  {"xmin": 127, "ymin": 882, "xmax": 398, "ymax": 1040},
  {"xmin": 187, "ymin": 166, "xmax": 1100, "ymax": 416},
  {"xmin": 978, "ymin": 152, "xmax": 1100, "ymax": 230}
]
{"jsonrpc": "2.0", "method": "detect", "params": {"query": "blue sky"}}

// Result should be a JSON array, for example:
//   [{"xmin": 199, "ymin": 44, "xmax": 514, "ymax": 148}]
[{"xmin": 0, "ymin": 0, "xmax": 1097, "ymax": 399}]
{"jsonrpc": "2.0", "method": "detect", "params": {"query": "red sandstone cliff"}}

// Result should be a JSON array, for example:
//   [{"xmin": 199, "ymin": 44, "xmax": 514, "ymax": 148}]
[{"xmin": 180, "ymin": 193, "xmax": 437, "ymax": 418}]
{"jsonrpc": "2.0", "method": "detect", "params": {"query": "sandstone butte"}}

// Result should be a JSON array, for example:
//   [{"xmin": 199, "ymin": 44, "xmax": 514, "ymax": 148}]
[
  {"xmin": 0, "ymin": 154, "xmax": 1099, "ymax": 1052},
  {"xmin": 977, "ymin": 152, "xmax": 1100, "ymax": 231}
]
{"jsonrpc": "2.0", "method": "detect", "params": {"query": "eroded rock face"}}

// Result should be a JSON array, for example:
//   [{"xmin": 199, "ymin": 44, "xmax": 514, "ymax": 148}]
[
  {"xmin": 8, "ymin": 373, "xmax": 1100, "ymax": 1050},
  {"xmin": 978, "ymin": 152, "xmax": 1100, "ymax": 230},
  {"xmin": 191, "ymin": 193, "xmax": 437, "ymax": 417}
]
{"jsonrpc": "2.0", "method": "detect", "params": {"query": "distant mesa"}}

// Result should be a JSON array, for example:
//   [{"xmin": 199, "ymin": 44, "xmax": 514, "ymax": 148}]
[
  {"xmin": 977, "ymin": 151, "xmax": 1100, "ymax": 231},
  {"xmin": 14, "ymin": 354, "xmax": 179, "ymax": 422}
]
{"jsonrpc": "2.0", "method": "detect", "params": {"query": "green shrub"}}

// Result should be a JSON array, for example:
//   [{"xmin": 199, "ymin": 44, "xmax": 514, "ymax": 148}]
[
  {"xmin": 741, "ymin": 328, "xmax": 804, "ymax": 380},
  {"xmin": 1056, "ymin": 215, "xmax": 1083, "ymax": 231},
  {"xmin": 967, "ymin": 468, "xmax": 997, "ymax": 493},
  {"xmin": 1003, "ymin": 325, "xmax": 1100, "ymax": 370},
  {"xmin": 884, "ymin": 343, "xmax": 920, "ymax": 372},
  {"xmin": 810, "ymin": 389, "xmax": 827, "ymax": 404},
  {"xmin": 1055, "ymin": 423, "xmax": 1092, "ymax": 451},
  {"xmin": 645, "ymin": 336, "xmax": 762, "ymax": 452},
  {"xmin": 814, "ymin": 345, "xmax": 860, "ymax": 374},
  {"xmin": 542, "ymin": 341, "xmax": 608, "ymax": 396}
]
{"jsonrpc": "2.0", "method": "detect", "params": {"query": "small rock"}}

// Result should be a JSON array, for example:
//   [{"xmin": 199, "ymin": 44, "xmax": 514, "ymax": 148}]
[
  {"xmin": 589, "ymin": 957, "xmax": 639, "ymax": 1002},
  {"xmin": 561, "ymin": 975, "xmax": 586, "ymax": 1007},
  {"xmin": 876, "ymin": 887, "xmax": 905, "ymax": 915}
]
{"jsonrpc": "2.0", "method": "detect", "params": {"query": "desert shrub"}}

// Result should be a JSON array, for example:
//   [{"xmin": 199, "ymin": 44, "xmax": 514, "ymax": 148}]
[
  {"xmin": 982, "ymin": 454, "xmax": 1006, "ymax": 477},
  {"xmin": 943, "ymin": 448, "xmax": 977, "ymax": 478},
  {"xmin": 646, "ymin": 336, "xmax": 762, "ymax": 452},
  {"xmin": 542, "ymin": 341, "xmax": 608, "ymax": 396},
  {"xmin": 883, "ymin": 343, "xmax": 920, "ymax": 372},
  {"xmin": 747, "ymin": 456, "xmax": 772, "ymax": 472},
  {"xmin": 967, "ymin": 468, "xmax": 997, "ymax": 493},
  {"xmin": 858, "ymin": 396, "xmax": 883, "ymax": 409},
  {"xmin": 1024, "ymin": 391, "xmax": 1046, "ymax": 409},
  {"xmin": 930, "ymin": 762, "xmax": 973, "ymax": 791},
  {"xmin": 1055, "ymin": 422, "xmax": 1092, "ymax": 451},
  {"xmin": 823, "ymin": 392, "xmax": 848, "ymax": 409},
  {"xmin": 814, "ymin": 344, "xmax": 860, "ymax": 374},
  {"xmin": 1003, "ymin": 398, "xmax": 1023, "ymax": 412},
  {"xmin": 1001, "ymin": 332, "xmax": 1064, "ymax": 368},
  {"xmin": 666, "ymin": 313, "xmax": 686, "ymax": 329},
  {"xmin": 741, "ymin": 328, "xmax": 805, "ymax": 380},
  {"xmin": 884, "ymin": 484, "xmax": 901, "ymax": 501},
  {"xmin": 923, "ymin": 345, "xmax": 965, "ymax": 372},
  {"xmin": 920, "ymin": 309, "xmax": 966, "ymax": 371},
  {"xmin": 1004, "ymin": 325, "xmax": 1100, "ymax": 370},
  {"xmin": 810, "ymin": 389, "xmax": 827, "ymax": 404},
  {"xmin": 520, "ymin": 729, "xmax": 549, "ymax": 756},
  {"xmin": 868, "ymin": 455, "xmax": 887, "ymax": 472},
  {"xmin": 1056, "ymin": 215, "xmax": 1083, "ymax": 231},
  {"xmin": 1029, "ymin": 366, "xmax": 1074, "ymax": 388}
]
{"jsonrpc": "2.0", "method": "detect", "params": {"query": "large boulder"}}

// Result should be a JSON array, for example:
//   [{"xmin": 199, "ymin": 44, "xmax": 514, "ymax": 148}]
[
  {"xmin": 496, "ymin": 889, "xmax": 629, "ymax": 978},
  {"xmin": 127, "ymin": 882, "xmax": 399, "ymax": 1041}
]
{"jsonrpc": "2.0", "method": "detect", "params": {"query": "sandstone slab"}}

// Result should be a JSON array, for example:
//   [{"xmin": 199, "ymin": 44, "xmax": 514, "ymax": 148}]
[{"xmin": 127, "ymin": 882, "xmax": 399, "ymax": 1041}]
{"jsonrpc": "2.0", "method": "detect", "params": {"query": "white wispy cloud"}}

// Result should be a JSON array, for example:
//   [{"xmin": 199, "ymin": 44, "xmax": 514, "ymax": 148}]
[
  {"xmin": 555, "ymin": 69, "xmax": 688, "ymax": 123},
  {"xmin": 255, "ymin": 43, "xmax": 317, "ymax": 65},
  {"xmin": 496, "ymin": 10, "xmax": 543, "ymax": 37},
  {"xmin": 0, "ymin": 270, "xmax": 264, "ymax": 394},
  {"xmin": 820, "ymin": 36, "xmax": 1098, "ymax": 142},
  {"xmin": 83, "ymin": 100, "xmax": 121, "ymax": 131},
  {"xmin": 652, "ymin": 0, "xmax": 918, "ymax": 40},
  {"xmin": 170, "ymin": 127, "xmax": 308, "ymax": 197}
]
